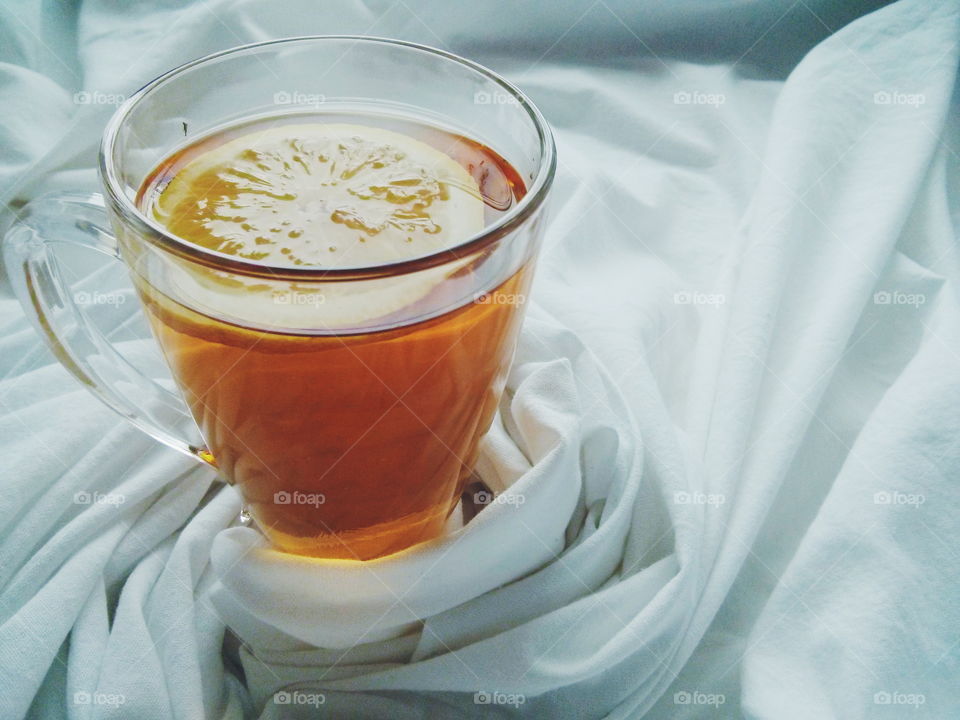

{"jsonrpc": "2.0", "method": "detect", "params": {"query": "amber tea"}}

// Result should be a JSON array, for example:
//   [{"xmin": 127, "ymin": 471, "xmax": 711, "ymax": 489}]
[{"xmin": 134, "ymin": 113, "xmax": 531, "ymax": 559}]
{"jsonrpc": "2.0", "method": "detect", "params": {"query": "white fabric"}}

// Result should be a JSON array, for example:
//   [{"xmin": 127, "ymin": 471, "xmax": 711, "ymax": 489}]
[{"xmin": 2, "ymin": 0, "xmax": 959, "ymax": 718}]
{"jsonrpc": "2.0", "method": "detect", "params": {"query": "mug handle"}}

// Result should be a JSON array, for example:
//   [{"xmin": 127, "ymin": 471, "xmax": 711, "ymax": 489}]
[{"xmin": 3, "ymin": 192, "xmax": 216, "ymax": 467}]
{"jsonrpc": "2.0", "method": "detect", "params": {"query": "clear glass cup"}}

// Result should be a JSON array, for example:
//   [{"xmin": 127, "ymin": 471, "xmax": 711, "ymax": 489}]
[{"xmin": 3, "ymin": 36, "xmax": 555, "ymax": 560}]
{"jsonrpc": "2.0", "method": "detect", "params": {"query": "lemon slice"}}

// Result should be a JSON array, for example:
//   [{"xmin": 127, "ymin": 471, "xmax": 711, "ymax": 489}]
[
  {"xmin": 152, "ymin": 123, "xmax": 484, "ymax": 268},
  {"xmin": 147, "ymin": 123, "xmax": 486, "ymax": 330}
]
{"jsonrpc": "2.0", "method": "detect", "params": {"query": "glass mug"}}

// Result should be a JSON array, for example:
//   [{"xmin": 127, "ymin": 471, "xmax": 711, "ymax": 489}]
[{"xmin": 4, "ymin": 37, "xmax": 555, "ymax": 560}]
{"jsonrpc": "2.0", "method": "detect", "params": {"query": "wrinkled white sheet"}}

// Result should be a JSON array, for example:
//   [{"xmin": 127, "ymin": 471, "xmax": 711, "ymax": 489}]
[{"xmin": 1, "ymin": 0, "xmax": 958, "ymax": 718}]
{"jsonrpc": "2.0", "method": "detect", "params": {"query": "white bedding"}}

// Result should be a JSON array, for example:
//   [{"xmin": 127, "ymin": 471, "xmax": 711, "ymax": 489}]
[{"xmin": 1, "ymin": 0, "xmax": 958, "ymax": 718}]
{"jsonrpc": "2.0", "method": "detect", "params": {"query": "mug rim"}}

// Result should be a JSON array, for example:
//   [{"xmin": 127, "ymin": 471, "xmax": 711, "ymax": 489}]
[{"xmin": 99, "ymin": 35, "xmax": 556, "ymax": 281}]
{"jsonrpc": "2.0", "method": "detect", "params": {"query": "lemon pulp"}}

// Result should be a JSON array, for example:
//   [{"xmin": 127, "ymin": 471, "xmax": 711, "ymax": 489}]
[{"xmin": 149, "ymin": 123, "xmax": 485, "ymax": 269}]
